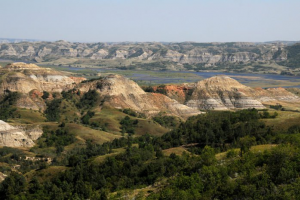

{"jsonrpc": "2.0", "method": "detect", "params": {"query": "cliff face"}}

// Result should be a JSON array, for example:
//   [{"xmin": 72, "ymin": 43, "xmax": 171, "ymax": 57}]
[
  {"xmin": 2, "ymin": 63, "xmax": 299, "ymax": 115},
  {"xmin": 0, "ymin": 63, "xmax": 77, "ymax": 94},
  {"xmin": 157, "ymin": 76, "xmax": 300, "ymax": 110},
  {"xmin": 0, "ymin": 120, "xmax": 42, "ymax": 147},
  {"xmin": 0, "ymin": 41, "xmax": 291, "ymax": 65},
  {"xmin": 0, "ymin": 63, "xmax": 201, "ymax": 117},
  {"xmin": 151, "ymin": 84, "xmax": 194, "ymax": 104},
  {"xmin": 0, "ymin": 63, "xmax": 84, "ymax": 110},
  {"xmin": 78, "ymin": 74, "xmax": 202, "ymax": 117},
  {"xmin": 186, "ymin": 76, "xmax": 265, "ymax": 110}
]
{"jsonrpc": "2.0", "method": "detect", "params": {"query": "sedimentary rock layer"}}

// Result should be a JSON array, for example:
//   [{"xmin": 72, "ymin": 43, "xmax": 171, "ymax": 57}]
[{"xmin": 0, "ymin": 120, "xmax": 42, "ymax": 147}]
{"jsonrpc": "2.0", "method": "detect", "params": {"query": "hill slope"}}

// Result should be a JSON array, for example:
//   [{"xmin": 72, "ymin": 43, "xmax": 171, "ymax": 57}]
[
  {"xmin": 78, "ymin": 74, "xmax": 201, "ymax": 117},
  {"xmin": 151, "ymin": 76, "xmax": 300, "ymax": 110},
  {"xmin": 1, "ymin": 41, "xmax": 300, "ymax": 73}
]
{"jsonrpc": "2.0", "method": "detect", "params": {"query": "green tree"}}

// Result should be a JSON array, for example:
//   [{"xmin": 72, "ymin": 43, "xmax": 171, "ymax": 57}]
[
  {"xmin": 239, "ymin": 136, "xmax": 256, "ymax": 156},
  {"xmin": 0, "ymin": 172, "xmax": 26, "ymax": 199}
]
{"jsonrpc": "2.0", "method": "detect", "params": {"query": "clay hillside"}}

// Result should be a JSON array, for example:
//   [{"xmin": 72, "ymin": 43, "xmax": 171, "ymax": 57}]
[
  {"xmin": 0, "ymin": 120, "xmax": 42, "ymax": 147},
  {"xmin": 77, "ymin": 74, "xmax": 201, "ymax": 117},
  {"xmin": 0, "ymin": 62, "xmax": 85, "ymax": 110},
  {"xmin": 0, "ymin": 63, "xmax": 201, "ymax": 117},
  {"xmin": 1, "ymin": 63, "xmax": 299, "ymax": 113},
  {"xmin": 151, "ymin": 76, "xmax": 300, "ymax": 110},
  {"xmin": 1, "ymin": 41, "xmax": 300, "ymax": 74}
]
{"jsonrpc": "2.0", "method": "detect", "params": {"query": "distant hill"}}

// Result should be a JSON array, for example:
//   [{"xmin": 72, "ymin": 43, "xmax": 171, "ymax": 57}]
[
  {"xmin": 262, "ymin": 40, "xmax": 300, "ymax": 45},
  {"xmin": 0, "ymin": 40, "xmax": 300, "ymax": 73},
  {"xmin": 0, "ymin": 38, "xmax": 39, "ymax": 43}
]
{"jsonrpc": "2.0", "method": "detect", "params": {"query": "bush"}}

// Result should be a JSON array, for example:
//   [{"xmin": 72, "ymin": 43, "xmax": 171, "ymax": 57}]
[
  {"xmin": 122, "ymin": 108, "xmax": 137, "ymax": 117},
  {"xmin": 81, "ymin": 111, "xmax": 95, "ymax": 125},
  {"xmin": 153, "ymin": 115, "xmax": 179, "ymax": 128},
  {"xmin": 120, "ymin": 116, "xmax": 138, "ymax": 135},
  {"xmin": 76, "ymin": 90, "xmax": 99, "ymax": 109},
  {"xmin": 42, "ymin": 91, "xmax": 50, "ymax": 99},
  {"xmin": 45, "ymin": 99, "xmax": 62, "ymax": 121}
]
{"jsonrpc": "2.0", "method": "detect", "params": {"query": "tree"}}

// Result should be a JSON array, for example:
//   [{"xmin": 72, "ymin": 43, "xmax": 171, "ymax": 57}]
[
  {"xmin": 0, "ymin": 172, "xmax": 26, "ymax": 199},
  {"xmin": 42, "ymin": 91, "xmax": 50, "ymax": 99},
  {"xmin": 239, "ymin": 136, "xmax": 256, "ymax": 156},
  {"xmin": 201, "ymin": 146, "xmax": 216, "ymax": 166}
]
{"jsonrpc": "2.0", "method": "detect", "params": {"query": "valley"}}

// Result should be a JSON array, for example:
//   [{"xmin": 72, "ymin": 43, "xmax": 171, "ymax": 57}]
[
  {"xmin": 1, "ymin": 62, "xmax": 300, "ymax": 199},
  {"xmin": 2, "ymin": 0, "xmax": 300, "ymax": 198}
]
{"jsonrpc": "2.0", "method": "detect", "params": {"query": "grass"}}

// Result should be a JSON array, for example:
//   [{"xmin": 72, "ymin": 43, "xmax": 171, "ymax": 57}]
[
  {"xmin": 134, "ymin": 120, "xmax": 168, "ymax": 137},
  {"xmin": 90, "ymin": 107, "xmax": 127, "ymax": 133},
  {"xmin": 162, "ymin": 146, "xmax": 191, "ymax": 156},
  {"xmin": 24, "ymin": 166, "xmax": 68, "ymax": 182},
  {"xmin": 59, "ymin": 99, "xmax": 81, "ymax": 122},
  {"xmin": 264, "ymin": 101, "xmax": 300, "ymax": 111},
  {"xmin": 65, "ymin": 123, "xmax": 121, "ymax": 144},
  {"xmin": 250, "ymin": 144, "xmax": 277, "ymax": 153},
  {"xmin": 109, "ymin": 176, "xmax": 170, "ymax": 199},
  {"xmin": 90, "ymin": 106, "xmax": 169, "ymax": 136},
  {"xmin": 92, "ymin": 148, "xmax": 126, "ymax": 164},
  {"xmin": 8, "ymin": 108, "xmax": 46, "ymax": 124},
  {"xmin": 92, "ymin": 144, "xmax": 138, "ymax": 164},
  {"xmin": 261, "ymin": 110, "xmax": 300, "ymax": 131}
]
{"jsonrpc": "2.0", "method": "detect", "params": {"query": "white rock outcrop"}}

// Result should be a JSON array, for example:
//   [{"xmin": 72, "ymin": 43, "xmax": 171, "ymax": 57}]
[
  {"xmin": 0, "ymin": 120, "xmax": 42, "ymax": 147},
  {"xmin": 78, "ymin": 74, "xmax": 202, "ymax": 118},
  {"xmin": 186, "ymin": 76, "xmax": 265, "ymax": 110}
]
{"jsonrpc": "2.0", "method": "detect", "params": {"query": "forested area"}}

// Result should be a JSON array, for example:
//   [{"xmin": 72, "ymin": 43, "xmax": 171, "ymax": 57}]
[
  {"xmin": 0, "ymin": 91, "xmax": 20, "ymax": 120},
  {"xmin": 1, "ymin": 108, "xmax": 300, "ymax": 199}
]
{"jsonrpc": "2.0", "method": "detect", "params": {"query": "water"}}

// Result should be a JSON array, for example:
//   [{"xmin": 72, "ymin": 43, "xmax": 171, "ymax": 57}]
[
  {"xmin": 125, "ymin": 71, "xmax": 300, "ymax": 88},
  {"xmin": 45, "ymin": 65, "xmax": 300, "ymax": 88}
]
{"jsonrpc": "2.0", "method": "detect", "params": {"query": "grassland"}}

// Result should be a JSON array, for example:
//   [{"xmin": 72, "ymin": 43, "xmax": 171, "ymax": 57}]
[
  {"xmin": 162, "ymin": 146, "xmax": 191, "ymax": 156},
  {"xmin": 261, "ymin": 110, "xmax": 300, "ymax": 131},
  {"xmin": 65, "ymin": 123, "xmax": 121, "ymax": 144},
  {"xmin": 24, "ymin": 166, "xmax": 69, "ymax": 182},
  {"xmin": 8, "ymin": 108, "xmax": 46, "ymax": 124},
  {"xmin": 90, "ymin": 106, "xmax": 169, "ymax": 136},
  {"xmin": 92, "ymin": 148, "xmax": 126, "ymax": 164}
]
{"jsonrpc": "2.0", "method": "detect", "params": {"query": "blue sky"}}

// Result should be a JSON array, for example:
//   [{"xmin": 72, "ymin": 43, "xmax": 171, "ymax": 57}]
[{"xmin": 0, "ymin": 0, "xmax": 299, "ymax": 42}]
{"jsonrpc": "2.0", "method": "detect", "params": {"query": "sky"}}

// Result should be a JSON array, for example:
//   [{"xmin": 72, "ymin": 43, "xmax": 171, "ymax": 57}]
[{"xmin": 0, "ymin": 0, "xmax": 299, "ymax": 43}]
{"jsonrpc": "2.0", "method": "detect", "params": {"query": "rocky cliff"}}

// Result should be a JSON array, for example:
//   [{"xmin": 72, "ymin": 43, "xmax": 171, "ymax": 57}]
[
  {"xmin": 154, "ymin": 76, "xmax": 300, "ymax": 110},
  {"xmin": 0, "ymin": 120, "xmax": 42, "ymax": 147},
  {"xmin": 186, "ymin": 76, "xmax": 266, "ymax": 110},
  {"xmin": 0, "ymin": 62, "xmax": 84, "ymax": 110},
  {"xmin": 0, "ymin": 62, "xmax": 77, "ymax": 94},
  {"xmin": 78, "ymin": 74, "xmax": 202, "ymax": 117},
  {"xmin": 1, "ymin": 63, "xmax": 299, "ymax": 115},
  {"xmin": 0, "ymin": 63, "xmax": 201, "ymax": 117},
  {"xmin": 0, "ymin": 41, "xmax": 298, "ymax": 72},
  {"xmin": 0, "ymin": 41, "xmax": 288, "ymax": 63}
]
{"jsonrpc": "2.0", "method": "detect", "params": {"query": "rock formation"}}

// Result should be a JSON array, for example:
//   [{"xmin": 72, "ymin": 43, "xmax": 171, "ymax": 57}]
[
  {"xmin": 0, "ymin": 63, "xmax": 78, "ymax": 94},
  {"xmin": 0, "ymin": 41, "xmax": 295, "ymax": 71},
  {"xmin": 0, "ymin": 120, "xmax": 42, "ymax": 147},
  {"xmin": 78, "ymin": 74, "xmax": 202, "ymax": 117},
  {"xmin": 1, "ymin": 62, "xmax": 299, "ymax": 115},
  {"xmin": 0, "ymin": 63, "xmax": 201, "ymax": 117},
  {"xmin": 155, "ymin": 76, "xmax": 300, "ymax": 110},
  {"xmin": 0, "ymin": 62, "xmax": 85, "ymax": 110},
  {"xmin": 0, "ymin": 172, "xmax": 7, "ymax": 182},
  {"xmin": 151, "ymin": 84, "xmax": 194, "ymax": 104},
  {"xmin": 186, "ymin": 76, "xmax": 265, "ymax": 110}
]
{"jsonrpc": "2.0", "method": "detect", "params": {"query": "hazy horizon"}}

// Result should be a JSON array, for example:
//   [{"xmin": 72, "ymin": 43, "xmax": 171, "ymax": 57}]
[
  {"xmin": 1, "ymin": 37, "xmax": 299, "ymax": 44},
  {"xmin": 1, "ymin": 0, "xmax": 299, "ymax": 43}
]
